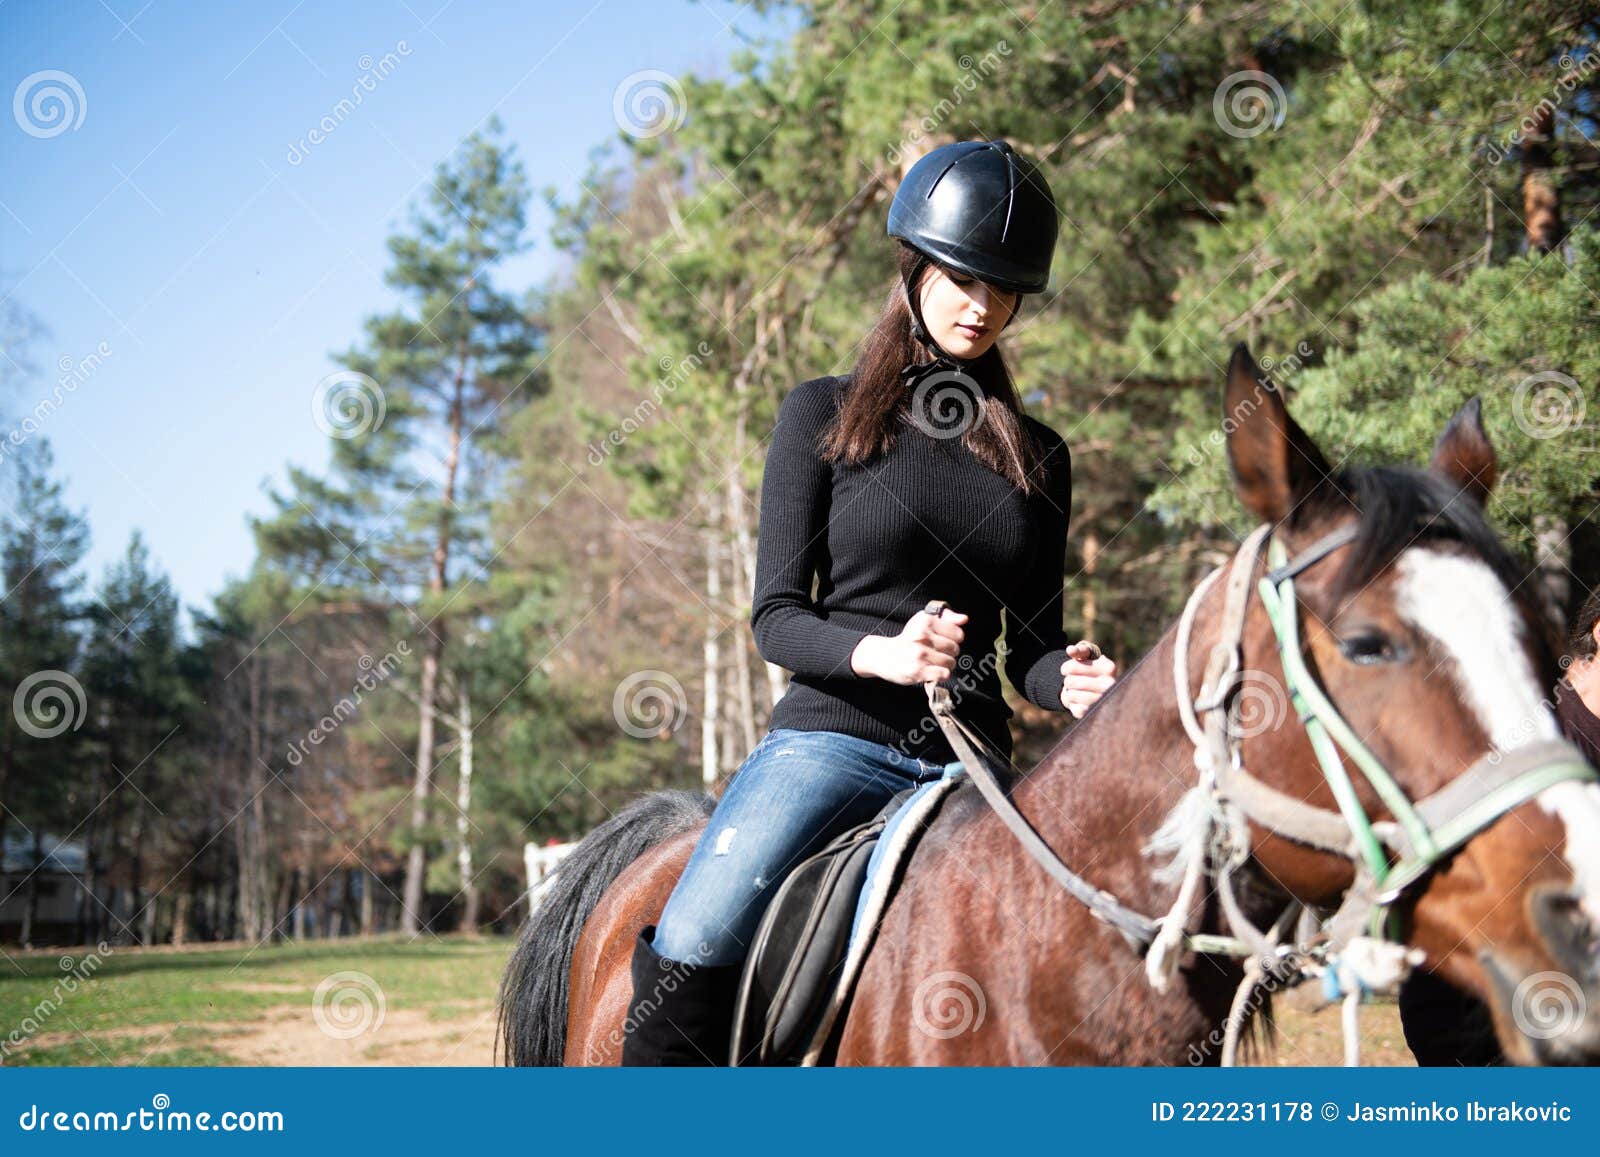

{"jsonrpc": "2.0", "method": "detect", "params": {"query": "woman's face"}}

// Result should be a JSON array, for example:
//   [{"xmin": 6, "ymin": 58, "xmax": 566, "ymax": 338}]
[{"xmin": 915, "ymin": 263, "xmax": 1020, "ymax": 360}]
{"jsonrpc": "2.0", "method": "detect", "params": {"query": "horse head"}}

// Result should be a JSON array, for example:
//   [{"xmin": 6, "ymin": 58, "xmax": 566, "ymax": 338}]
[{"xmin": 1218, "ymin": 342, "xmax": 1600, "ymax": 1065}]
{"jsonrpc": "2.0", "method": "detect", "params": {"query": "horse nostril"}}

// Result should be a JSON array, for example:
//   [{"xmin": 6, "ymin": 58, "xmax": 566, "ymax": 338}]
[{"xmin": 1530, "ymin": 884, "xmax": 1599, "ymax": 980}]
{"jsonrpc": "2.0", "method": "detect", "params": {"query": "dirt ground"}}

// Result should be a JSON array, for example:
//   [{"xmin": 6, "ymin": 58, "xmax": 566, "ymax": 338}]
[
  {"xmin": 13, "ymin": 991, "xmax": 1407, "ymax": 1067},
  {"xmin": 16, "ymin": 1000, "xmax": 499, "ymax": 1067},
  {"xmin": 222, "ymin": 1004, "xmax": 498, "ymax": 1065}
]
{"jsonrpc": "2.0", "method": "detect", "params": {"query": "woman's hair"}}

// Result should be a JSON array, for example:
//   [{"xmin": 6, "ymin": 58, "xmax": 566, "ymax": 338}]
[
  {"xmin": 1568, "ymin": 587, "xmax": 1600, "ymax": 664},
  {"xmin": 819, "ymin": 241, "xmax": 1048, "ymax": 496}
]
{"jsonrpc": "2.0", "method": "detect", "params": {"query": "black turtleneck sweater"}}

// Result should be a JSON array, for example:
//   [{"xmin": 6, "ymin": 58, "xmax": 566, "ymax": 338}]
[
  {"xmin": 1556, "ymin": 678, "xmax": 1600, "ymax": 768},
  {"xmin": 749, "ymin": 374, "xmax": 1072, "ymax": 764}
]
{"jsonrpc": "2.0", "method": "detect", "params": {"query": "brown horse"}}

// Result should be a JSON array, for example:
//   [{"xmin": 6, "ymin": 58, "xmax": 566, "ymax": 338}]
[{"xmin": 499, "ymin": 344, "xmax": 1600, "ymax": 1066}]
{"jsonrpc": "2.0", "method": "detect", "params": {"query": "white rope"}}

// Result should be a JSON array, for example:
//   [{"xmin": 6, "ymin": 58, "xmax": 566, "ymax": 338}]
[
  {"xmin": 1342, "ymin": 991, "xmax": 1362, "ymax": 1067},
  {"xmin": 1173, "ymin": 563, "xmax": 1225, "ymax": 751},
  {"xmin": 1143, "ymin": 789, "xmax": 1224, "ymax": 991},
  {"xmin": 1220, "ymin": 955, "xmax": 1263, "ymax": 1068}
]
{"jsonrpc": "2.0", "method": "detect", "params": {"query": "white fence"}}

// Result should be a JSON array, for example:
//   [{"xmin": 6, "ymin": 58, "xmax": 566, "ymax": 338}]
[{"xmin": 522, "ymin": 841, "xmax": 577, "ymax": 916}]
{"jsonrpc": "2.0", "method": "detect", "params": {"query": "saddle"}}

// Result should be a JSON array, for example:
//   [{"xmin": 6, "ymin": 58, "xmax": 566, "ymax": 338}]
[{"xmin": 728, "ymin": 775, "xmax": 961, "ymax": 1066}]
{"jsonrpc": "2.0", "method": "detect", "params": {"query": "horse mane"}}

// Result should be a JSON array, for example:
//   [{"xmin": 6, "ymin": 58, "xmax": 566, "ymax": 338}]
[{"xmin": 1311, "ymin": 464, "xmax": 1535, "ymax": 612}]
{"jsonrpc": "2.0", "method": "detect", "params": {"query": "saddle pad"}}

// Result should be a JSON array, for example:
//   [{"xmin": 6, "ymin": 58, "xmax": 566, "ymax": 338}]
[
  {"xmin": 802, "ymin": 774, "xmax": 961, "ymax": 1065},
  {"xmin": 729, "ymin": 795, "xmax": 904, "ymax": 1066},
  {"xmin": 727, "ymin": 773, "xmax": 960, "ymax": 1065}
]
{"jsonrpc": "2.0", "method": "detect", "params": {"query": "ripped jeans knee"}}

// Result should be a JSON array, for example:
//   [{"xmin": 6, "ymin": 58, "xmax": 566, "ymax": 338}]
[{"xmin": 649, "ymin": 727, "xmax": 948, "ymax": 966}]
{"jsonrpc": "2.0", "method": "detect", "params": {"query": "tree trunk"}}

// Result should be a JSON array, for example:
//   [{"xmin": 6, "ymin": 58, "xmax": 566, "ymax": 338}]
[
  {"xmin": 403, "ymin": 642, "xmax": 440, "ymax": 935},
  {"xmin": 172, "ymin": 892, "xmax": 190, "ymax": 946},
  {"xmin": 129, "ymin": 804, "xmax": 146, "ymax": 946},
  {"xmin": 272, "ymin": 872, "xmax": 292, "ymax": 940},
  {"xmin": 702, "ymin": 488, "xmax": 722, "ymax": 788},
  {"xmin": 726, "ymin": 491, "xmax": 759, "ymax": 758},
  {"xmin": 403, "ymin": 348, "xmax": 467, "ymax": 934},
  {"xmin": 719, "ymin": 651, "xmax": 737, "ymax": 778},
  {"xmin": 1535, "ymin": 514, "xmax": 1571, "ymax": 633},
  {"xmin": 291, "ymin": 829, "xmax": 308, "ymax": 941},
  {"xmin": 0, "ymin": 726, "xmax": 11, "ymax": 868},
  {"xmin": 20, "ymin": 828, "xmax": 41, "ymax": 947},
  {"xmin": 1522, "ymin": 103, "xmax": 1563, "ymax": 253},
  {"xmin": 232, "ymin": 794, "xmax": 253, "ymax": 943},
  {"xmin": 360, "ymin": 867, "xmax": 375, "ymax": 936},
  {"xmin": 729, "ymin": 409, "xmax": 789, "ymax": 712},
  {"xmin": 246, "ymin": 657, "xmax": 271, "ymax": 943},
  {"xmin": 1081, "ymin": 529, "xmax": 1100, "ymax": 641},
  {"xmin": 455, "ymin": 685, "xmax": 479, "ymax": 933},
  {"xmin": 78, "ymin": 736, "xmax": 107, "ymax": 944}
]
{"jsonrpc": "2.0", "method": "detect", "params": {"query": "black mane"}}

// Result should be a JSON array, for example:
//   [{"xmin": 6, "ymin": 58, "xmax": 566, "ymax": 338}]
[{"xmin": 1299, "ymin": 462, "xmax": 1558, "ymax": 662}]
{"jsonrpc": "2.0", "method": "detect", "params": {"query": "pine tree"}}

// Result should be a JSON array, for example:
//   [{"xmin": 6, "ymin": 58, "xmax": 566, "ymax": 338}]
[{"xmin": 0, "ymin": 440, "xmax": 89, "ymax": 943}]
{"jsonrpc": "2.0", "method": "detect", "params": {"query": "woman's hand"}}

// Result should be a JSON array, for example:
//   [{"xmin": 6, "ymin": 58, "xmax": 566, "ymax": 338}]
[
  {"xmin": 1061, "ymin": 640, "xmax": 1117, "ymax": 718},
  {"xmin": 850, "ymin": 607, "xmax": 968, "ymax": 686}
]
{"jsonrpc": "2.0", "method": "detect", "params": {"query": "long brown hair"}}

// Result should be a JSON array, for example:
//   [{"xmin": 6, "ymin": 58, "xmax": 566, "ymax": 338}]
[{"xmin": 819, "ymin": 241, "xmax": 1047, "ymax": 496}]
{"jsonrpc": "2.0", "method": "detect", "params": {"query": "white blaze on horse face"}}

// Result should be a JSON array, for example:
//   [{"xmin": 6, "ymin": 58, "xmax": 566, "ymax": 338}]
[
  {"xmin": 1396, "ymin": 547, "xmax": 1600, "ymax": 919},
  {"xmin": 1395, "ymin": 548, "xmax": 1556, "ymax": 751}
]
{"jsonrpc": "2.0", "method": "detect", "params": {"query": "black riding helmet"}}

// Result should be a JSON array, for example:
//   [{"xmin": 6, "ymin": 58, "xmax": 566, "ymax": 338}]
[
  {"xmin": 888, "ymin": 138, "xmax": 1058, "ymax": 293},
  {"xmin": 887, "ymin": 139, "xmax": 1058, "ymax": 364}
]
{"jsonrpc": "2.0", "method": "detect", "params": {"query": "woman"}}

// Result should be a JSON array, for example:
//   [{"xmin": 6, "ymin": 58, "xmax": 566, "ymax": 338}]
[
  {"xmin": 1554, "ymin": 586, "xmax": 1600, "ymax": 767},
  {"xmin": 620, "ymin": 139, "xmax": 1119, "ymax": 1065}
]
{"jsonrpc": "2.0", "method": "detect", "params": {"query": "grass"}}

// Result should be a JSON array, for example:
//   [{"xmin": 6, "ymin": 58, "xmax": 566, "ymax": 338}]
[
  {"xmin": 0, "ymin": 933, "xmax": 1411, "ymax": 1066},
  {"xmin": 0, "ymin": 935, "xmax": 511, "ymax": 1066}
]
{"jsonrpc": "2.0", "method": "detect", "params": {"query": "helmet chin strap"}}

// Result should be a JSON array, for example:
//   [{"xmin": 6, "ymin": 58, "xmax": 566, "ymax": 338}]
[{"xmin": 900, "ymin": 276, "xmax": 1011, "ymax": 383}]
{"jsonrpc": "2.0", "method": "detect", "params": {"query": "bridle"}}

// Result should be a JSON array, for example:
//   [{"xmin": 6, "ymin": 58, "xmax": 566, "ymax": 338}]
[
  {"xmin": 1182, "ymin": 522, "xmax": 1594, "ymax": 946},
  {"xmin": 923, "ymin": 520, "xmax": 1596, "ymax": 1063}
]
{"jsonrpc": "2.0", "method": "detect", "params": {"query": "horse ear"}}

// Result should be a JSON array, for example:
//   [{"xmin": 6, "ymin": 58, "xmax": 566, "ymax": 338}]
[
  {"xmin": 1429, "ymin": 396, "xmax": 1497, "ymax": 507},
  {"xmin": 1224, "ymin": 343, "xmax": 1331, "ymax": 524}
]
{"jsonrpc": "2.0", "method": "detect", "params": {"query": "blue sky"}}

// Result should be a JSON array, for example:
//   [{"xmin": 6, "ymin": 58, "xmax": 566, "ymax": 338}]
[{"xmin": 1, "ymin": 0, "xmax": 789, "ymax": 618}]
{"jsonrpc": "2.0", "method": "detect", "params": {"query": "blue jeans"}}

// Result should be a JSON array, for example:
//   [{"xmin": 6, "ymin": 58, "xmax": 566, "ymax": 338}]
[{"xmin": 651, "ymin": 727, "xmax": 963, "ymax": 965}]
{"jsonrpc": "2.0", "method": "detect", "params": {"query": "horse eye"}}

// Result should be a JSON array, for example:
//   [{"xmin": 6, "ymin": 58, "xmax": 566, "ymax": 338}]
[{"xmin": 1340, "ymin": 633, "xmax": 1402, "ymax": 665}]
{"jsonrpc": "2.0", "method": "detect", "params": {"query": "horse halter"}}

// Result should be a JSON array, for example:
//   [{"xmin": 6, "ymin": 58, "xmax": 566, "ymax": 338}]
[{"xmin": 1176, "ymin": 522, "xmax": 1598, "ymax": 960}]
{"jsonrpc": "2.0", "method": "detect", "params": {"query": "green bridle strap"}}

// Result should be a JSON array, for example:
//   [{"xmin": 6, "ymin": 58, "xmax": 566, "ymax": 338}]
[
  {"xmin": 1256, "ymin": 535, "xmax": 1437, "ymax": 886},
  {"xmin": 1254, "ymin": 532, "xmax": 1599, "ymax": 904},
  {"xmin": 1378, "ymin": 755, "xmax": 1599, "ymax": 899}
]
